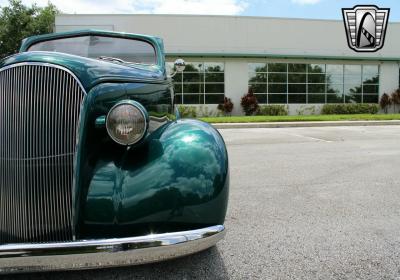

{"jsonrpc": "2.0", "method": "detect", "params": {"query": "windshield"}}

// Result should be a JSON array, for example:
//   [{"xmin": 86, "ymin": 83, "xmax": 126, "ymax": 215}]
[{"xmin": 27, "ymin": 35, "xmax": 157, "ymax": 65}]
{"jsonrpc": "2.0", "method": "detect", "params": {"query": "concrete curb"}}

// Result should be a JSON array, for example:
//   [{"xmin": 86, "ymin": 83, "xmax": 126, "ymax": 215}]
[{"xmin": 211, "ymin": 120, "xmax": 400, "ymax": 129}]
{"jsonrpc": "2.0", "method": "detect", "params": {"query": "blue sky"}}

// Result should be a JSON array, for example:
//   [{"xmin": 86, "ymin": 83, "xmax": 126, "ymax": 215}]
[
  {"xmin": 0, "ymin": 0, "xmax": 398, "ymax": 22},
  {"xmin": 243, "ymin": 0, "xmax": 399, "ymax": 21}
]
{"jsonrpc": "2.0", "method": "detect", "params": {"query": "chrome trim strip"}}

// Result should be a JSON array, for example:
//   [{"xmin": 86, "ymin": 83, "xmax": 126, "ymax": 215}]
[{"xmin": 0, "ymin": 225, "xmax": 225, "ymax": 274}]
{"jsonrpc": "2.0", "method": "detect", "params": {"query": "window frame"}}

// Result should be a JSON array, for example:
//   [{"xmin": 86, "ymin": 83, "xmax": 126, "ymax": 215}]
[
  {"xmin": 248, "ymin": 62, "xmax": 380, "ymax": 104},
  {"xmin": 27, "ymin": 34, "xmax": 159, "ymax": 65},
  {"xmin": 169, "ymin": 61, "xmax": 225, "ymax": 105}
]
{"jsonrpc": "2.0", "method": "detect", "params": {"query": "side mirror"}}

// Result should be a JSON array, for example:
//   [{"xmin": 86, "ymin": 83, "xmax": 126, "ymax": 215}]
[{"xmin": 170, "ymin": 58, "xmax": 186, "ymax": 77}]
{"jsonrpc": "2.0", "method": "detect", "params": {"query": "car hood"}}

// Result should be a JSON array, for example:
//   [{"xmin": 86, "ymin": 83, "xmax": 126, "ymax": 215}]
[{"xmin": 0, "ymin": 51, "xmax": 166, "ymax": 92}]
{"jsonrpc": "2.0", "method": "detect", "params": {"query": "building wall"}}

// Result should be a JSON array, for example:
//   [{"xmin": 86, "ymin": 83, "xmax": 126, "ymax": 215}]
[
  {"xmin": 380, "ymin": 62, "xmax": 400, "ymax": 96},
  {"xmin": 56, "ymin": 14, "xmax": 400, "ymax": 58},
  {"xmin": 224, "ymin": 59, "xmax": 248, "ymax": 115},
  {"xmin": 55, "ymin": 14, "xmax": 400, "ymax": 115}
]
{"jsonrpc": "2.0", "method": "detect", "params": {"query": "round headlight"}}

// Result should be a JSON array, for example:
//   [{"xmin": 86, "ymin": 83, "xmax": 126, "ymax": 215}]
[{"xmin": 106, "ymin": 101, "xmax": 147, "ymax": 145}]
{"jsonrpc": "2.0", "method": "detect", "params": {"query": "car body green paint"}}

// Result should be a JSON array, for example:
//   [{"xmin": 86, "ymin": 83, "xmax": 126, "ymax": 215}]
[
  {"xmin": 81, "ymin": 119, "xmax": 229, "ymax": 238},
  {"xmin": 1, "ymin": 30, "xmax": 229, "ymax": 239}
]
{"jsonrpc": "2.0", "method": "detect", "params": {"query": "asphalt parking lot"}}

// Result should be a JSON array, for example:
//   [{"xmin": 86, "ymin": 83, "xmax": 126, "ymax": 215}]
[{"xmin": 6, "ymin": 125, "xmax": 400, "ymax": 280}]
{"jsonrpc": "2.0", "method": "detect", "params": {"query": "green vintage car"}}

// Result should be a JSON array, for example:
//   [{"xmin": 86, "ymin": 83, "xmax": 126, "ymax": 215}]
[{"xmin": 0, "ymin": 30, "xmax": 229, "ymax": 273}]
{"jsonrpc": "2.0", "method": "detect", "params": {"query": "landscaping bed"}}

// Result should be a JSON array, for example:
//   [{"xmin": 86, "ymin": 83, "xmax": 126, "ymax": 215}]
[{"xmin": 200, "ymin": 114, "xmax": 400, "ymax": 123}]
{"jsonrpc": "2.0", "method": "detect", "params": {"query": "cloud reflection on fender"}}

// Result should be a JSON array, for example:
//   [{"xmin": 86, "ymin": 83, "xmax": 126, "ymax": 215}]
[{"xmin": 86, "ymin": 120, "xmax": 228, "ymax": 224}]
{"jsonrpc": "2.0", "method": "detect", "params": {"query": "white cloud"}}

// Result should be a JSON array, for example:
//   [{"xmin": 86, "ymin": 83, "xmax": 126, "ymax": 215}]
[
  {"xmin": 0, "ymin": 0, "xmax": 248, "ymax": 15},
  {"xmin": 291, "ymin": 0, "xmax": 320, "ymax": 5},
  {"xmin": 147, "ymin": 0, "xmax": 248, "ymax": 15}
]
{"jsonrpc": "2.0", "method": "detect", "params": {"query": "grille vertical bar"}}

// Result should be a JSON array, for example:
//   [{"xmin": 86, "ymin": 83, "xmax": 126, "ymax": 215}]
[{"xmin": 0, "ymin": 63, "xmax": 85, "ymax": 244}]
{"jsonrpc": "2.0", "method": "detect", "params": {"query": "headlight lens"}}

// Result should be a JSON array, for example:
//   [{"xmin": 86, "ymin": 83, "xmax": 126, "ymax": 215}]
[{"xmin": 106, "ymin": 101, "xmax": 147, "ymax": 145}]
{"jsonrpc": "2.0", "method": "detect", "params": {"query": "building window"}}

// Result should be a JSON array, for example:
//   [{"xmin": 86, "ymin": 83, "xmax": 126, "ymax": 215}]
[
  {"xmin": 248, "ymin": 63, "xmax": 379, "ymax": 104},
  {"xmin": 168, "ymin": 61, "xmax": 225, "ymax": 104}
]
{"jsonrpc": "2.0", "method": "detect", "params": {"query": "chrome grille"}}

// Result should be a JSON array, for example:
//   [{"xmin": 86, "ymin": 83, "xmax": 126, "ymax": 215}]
[{"xmin": 0, "ymin": 63, "xmax": 85, "ymax": 244}]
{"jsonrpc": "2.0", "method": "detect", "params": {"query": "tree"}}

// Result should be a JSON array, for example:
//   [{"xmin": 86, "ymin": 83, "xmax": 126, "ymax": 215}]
[{"xmin": 0, "ymin": 0, "xmax": 59, "ymax": 59}]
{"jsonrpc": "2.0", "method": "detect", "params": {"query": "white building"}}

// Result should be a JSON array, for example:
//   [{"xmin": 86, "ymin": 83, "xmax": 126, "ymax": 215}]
[{"xmin": 55, "ymin": 14, "xmax": 400, "ymax": 115}]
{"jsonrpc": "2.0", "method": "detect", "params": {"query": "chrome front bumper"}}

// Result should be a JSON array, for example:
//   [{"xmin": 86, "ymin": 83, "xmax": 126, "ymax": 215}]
[{"xmin": 0, "ymin": 225, "xmax": 225, "ymax": 274}]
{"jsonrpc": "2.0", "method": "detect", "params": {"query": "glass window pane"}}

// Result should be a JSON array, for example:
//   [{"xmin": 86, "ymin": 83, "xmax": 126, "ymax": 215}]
[
  {"xmin": 269, "ymin": 94, "xmax": 287, "ymax": 104},
  {"xmin": 327, "ymin": 74, "xmax": 343, "ymax": 84},
  {"xmin": 326, "ymin": 64, "xmax": 343, "ymax": 75},
  {"xmin": 288, "ymin": 73, "xmax": 306, "ymax": 83},
  {"xmin": 205, "ymin": 73, "xmax": 224, "ymax": 82},
  {"xmin": 363, "ymin": 95, "xmax": 379, "ymax": 103},
  {"xmin": 288, "ymin": 64, "xmax": 306, "ymax": 73},
  {"xmin": 176, "ymin": 61, "xmax": 225, "ymax": 105},
  {"xmin": 288, "ymin": 94, "xmax": 306, "ymax": 103},
  {"xmin": 174, "ymin": 83, "xmax": 182, "ymax": 94},
  {"xmin": 184, "ymin": 62, "xmax": 203, "ymax": 72},
  {"xmin": 345, "ymin": 94, "xmax": 362, "ymax": 103},
  {"xmin": 249, "ymin": 63, "xmax": 268, "ymax": 72},
  {"xmin": 249, "ymin": 72, "xmax": 267, "ymax": 83},
  {"xmin": 363, "ymin": 85, "xmax": 379, "ymax": 94},
  {"xmin": 363, "ymin": 65, "xmax": 379, "ymax": 75},
  {"xmin": 344, "ymin": 75, "xmax": 362, "ymax": 84},
  {"xmin": 250, "ymin": 84, "xmax": 267, "ymax": 93},
  {"xmin": 183, "ymin": 83, "xmax": 203, "ymax": 93},
  {"xmin": 183, "ymin": 94, "xmax": 204, "ymax": 104},
  {"xmin": 308, "ymin": 74, "xmax": 325, "ymax": 83},
  {"xmin": 288, "ymin": 84, "xmax": 306, "ymax": 93},
  {"xmin": 29, "ymin": 35, "xmax": 157, "ymax": 64},
  {"xmin": 269, "ymin": 84, "xmax": 287, "ymax": 93},
  {"xmin": 308, "ymin": 94, "xmax": 326, "ymax": 103},
  {"xmin": 363, "ymin": 65, "xmax": 379, "ymax": 84},
  {"xmin": 205, "ymin": 84, "xmax": 224, "ymax": 93},
  {"xmin": 344, "ymin": 65, "xmax": 362, "ymax": 75},
  {"xmin": 308, "ymin": 64, "xmax": 325, "ymax": 73},
  {"xmin": 327, "ymin": 84, "xmax": 343, "ymax": 94},
  {"xmin": 183, "ymin": 72, "xmax": 202, "ymax": 83},
  {"xmin": 172, "ymin": 72, "xmax": 183, "ymax": 83},
  {"xmin": 268, "ymin": 73, "xmax": 287, "ymax": 83},
  {"xmin": 345, "ymin": 84, "xmax": 362, "ymax": 94},
  {"xmin": 174, "ymin": 94, "xmax": 183, "ymax": 104},
  {"xmin": 308, "ymin": 83, "xmax": 325, "ymax": 93},
  {"xmin": 268, "ymin": 63, "xmax": 287, "ymax": 72},
  {"xmin": 205, "ymin": 94, "xmax": 224, "ymax": 104},
  {"xmin": 255, "ymin": 94, "xmax": 268, "ymax": 103},
  {"xmin": 363, "ymin": 65, "xmax": 379, "ymax": 83},
  {"xmin": 363, "ymin": 74, "xmax": 379, "ymax": 84},
  {"xmin": 327, "ymin": 94, "xmax": 344, "ymax": 103},
  {"xmin": 205, "ymin": 62, "xmax": 224, "ymax": 72}
]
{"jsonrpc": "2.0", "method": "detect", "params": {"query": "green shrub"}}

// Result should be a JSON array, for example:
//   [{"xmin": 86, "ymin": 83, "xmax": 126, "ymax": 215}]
[
  {"xmin": 256, "ymin": 105, "xmax": 288, "ymax": 116},
  {"xmin": 177, "ymin": 105, "xmax": 197, "ymax": 118},
  {"xmin": 321, "ymin": 104, "xmax": 379, "ymax": 115}
]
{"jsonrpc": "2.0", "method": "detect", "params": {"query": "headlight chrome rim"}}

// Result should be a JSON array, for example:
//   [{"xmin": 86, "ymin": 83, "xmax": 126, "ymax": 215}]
[{"xmin": 106, "ymin": 100, "xmax": 148, "ymax": 146}]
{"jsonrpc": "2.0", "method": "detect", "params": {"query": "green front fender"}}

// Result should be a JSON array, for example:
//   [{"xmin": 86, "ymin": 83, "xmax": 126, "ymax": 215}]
[{"xmin": 81, "ymin": 119, "xmax": 229, "ymax": 238}]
